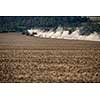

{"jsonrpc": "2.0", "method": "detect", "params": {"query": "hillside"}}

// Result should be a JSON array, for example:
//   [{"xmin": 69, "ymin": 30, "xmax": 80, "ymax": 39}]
[
  {"xmin": 0, "ymin": 16, "xmax": 100, "ymax": 34},
  {"xmin": 0, "ymin": 16, "xmax": 89, "ymax": 32}
]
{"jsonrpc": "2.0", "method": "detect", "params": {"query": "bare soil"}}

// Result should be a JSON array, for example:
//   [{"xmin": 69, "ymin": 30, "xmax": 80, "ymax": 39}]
[{"xmin": 0, "ymin": 33, "xmax": 100, "ymax": 82}]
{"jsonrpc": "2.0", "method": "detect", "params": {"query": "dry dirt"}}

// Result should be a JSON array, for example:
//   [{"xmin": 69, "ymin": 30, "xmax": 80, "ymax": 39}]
[{"xmin": 0, "ymin": 33, "xmax": 100, "ymax": 83}]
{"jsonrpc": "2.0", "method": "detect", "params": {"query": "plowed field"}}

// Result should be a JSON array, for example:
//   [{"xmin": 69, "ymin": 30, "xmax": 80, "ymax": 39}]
[{"xmin": 0, "ymin": 33, "xmax": 100, "ymax": 82}]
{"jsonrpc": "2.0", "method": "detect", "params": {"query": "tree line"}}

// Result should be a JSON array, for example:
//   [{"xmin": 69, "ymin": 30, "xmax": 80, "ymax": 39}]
[{"xmin": 0, "ymin": 16, "xmax": 100, "ymax": 33}]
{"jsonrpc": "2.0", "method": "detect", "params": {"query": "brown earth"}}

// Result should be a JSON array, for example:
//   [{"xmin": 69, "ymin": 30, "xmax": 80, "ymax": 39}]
[{"xmin": 0, "ymin": 33, "xmax": 100, "ymax": 83}]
